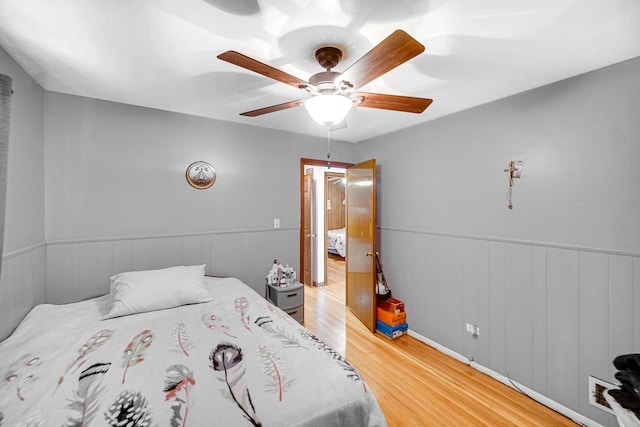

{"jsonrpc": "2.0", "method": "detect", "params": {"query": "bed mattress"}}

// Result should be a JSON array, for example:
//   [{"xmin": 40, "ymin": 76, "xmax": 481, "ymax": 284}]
[{"xmin": 0, "ymin": 276, "xmax": 386, "ymax": 426}]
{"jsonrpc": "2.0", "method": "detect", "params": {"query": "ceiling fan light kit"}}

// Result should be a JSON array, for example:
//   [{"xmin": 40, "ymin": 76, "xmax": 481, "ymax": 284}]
[
  {"xmin": 304, "ymin": 94, "xmax": 352, "ymax": 126},
  {"xmin": 217, "ymin": 29, "xmax": 433, "ymax": 127}
]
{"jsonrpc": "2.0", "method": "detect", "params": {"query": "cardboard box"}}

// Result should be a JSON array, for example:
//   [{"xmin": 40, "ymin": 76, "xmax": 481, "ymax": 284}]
[
  {"xmin": 377, "ymin": 297, "xmax": 404, "ymax": 314},
  {"xmin": 376, "ymin": 307, "xmax": 406, "ymax": 326},
  {"xmin": 376, "ymin": 320, "xmax": 408, "ymax": 339}
]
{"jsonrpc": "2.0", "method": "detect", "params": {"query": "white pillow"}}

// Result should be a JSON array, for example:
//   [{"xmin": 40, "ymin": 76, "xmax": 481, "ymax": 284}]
[{"xmin": 103, "ymin": 265, "xmax": 213, "ymax": 319}]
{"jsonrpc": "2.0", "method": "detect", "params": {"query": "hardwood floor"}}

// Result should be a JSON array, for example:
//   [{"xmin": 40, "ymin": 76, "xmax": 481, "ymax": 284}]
[{"xmin": 303, "ymin": 255, "xmax": 578, "ymax": 427}]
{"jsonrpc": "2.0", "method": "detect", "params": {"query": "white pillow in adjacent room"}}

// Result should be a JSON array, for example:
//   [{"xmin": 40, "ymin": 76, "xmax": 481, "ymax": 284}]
[{"xmin": 103, "ymin": 264, "xmax": 212, "ymax": 319}]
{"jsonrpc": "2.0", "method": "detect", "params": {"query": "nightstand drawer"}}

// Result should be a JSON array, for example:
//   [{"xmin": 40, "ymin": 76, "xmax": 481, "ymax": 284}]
[
  {"xmin": 283, "ymin": 306, "xmax": 303, "ymax": 323},
  {"xmin": 273, "ymin": 287, "xmax": 303, "ymax": 310}
]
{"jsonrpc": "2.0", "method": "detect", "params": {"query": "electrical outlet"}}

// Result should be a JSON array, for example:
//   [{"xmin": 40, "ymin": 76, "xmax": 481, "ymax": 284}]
[
  {"xmin": 465, "ymin": 323, "xmax": 480, "ymax": 338},
  {"xmin": 588, "ymin": 376, "xmax": 615, "ymax": 414},
  {"xmin": 273, "ymin": 218, "xmax": 280, "ymax": 228}
]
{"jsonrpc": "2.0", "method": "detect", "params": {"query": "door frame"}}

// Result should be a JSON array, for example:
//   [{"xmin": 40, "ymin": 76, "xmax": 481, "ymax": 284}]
[
  {"xmin": 303, "ymin": 167, "xmax": 314, "ymax": 287},
  {"xmin": 299, "ymin": 158, "xmax": 353, "ymax": 287}
]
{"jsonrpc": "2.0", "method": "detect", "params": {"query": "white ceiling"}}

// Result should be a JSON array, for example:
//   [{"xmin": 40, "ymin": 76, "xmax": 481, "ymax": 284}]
[{"xmin": 1, "ymin": 0, "xmax": 639, "ymax": 143}]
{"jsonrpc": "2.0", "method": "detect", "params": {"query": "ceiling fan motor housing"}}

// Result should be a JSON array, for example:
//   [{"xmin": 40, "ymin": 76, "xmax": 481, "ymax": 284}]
[
  {"xmin": 310, "ymin": 46, "xmax": 345, "ymax": 94},
  {"xmin": 309, "ymin": 71, "xmax": 342, "ymax": 93}
]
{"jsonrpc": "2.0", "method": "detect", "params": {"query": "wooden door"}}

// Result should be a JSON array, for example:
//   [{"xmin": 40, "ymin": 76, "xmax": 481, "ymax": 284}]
[
  {"xmin": 303, "ymin": 168, "xmax": 313, "ymax": 286},
  {"xmin": 346, "ymin": 159, "xmax": 377, "ymax": 332}
]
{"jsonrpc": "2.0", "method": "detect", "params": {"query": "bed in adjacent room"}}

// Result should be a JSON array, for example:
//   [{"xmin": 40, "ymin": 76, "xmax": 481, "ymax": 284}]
[
  {"xmin": 0, "ymin": 265, "xmax": 385, "ymax": 426},
  {"xmin": 327, "ymin": 227, "xmax": 346, "ymax": 258}
]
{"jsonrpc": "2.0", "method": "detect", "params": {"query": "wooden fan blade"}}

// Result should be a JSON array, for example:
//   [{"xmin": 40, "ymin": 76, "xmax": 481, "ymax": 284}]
[
  {"xmin": 218, "ymin": 51, "xmax": 309, "ymax": 89},
  {"xmin": 351, "ymin": 92, "xmax": 433, "ymax": 113},
  {"xmin": 337, "ymin": 30, "xmax": 425, "ymax": 90},
  {"xmin": 240, "ymin": 99, "xmax": 305, "ymax": 117}
]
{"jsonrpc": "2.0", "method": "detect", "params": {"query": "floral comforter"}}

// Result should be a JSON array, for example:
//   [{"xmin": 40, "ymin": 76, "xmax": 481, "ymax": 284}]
[{"xmin": 0, "ymin": 277, "xmax": 386, "ymax": 426}]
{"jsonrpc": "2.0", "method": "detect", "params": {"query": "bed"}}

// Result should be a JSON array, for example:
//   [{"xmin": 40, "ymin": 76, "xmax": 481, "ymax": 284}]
[
  {"xmin": 327, "ymin": 228, "xmax": 346, "ymax": 258},
  {"xmin": 0, "ymin": 265, "xmax": 386, "ymax": 426}
]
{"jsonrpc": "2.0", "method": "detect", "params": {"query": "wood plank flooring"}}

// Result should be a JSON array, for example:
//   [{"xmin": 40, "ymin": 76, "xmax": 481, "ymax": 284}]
[{"xmin": 303, "ymin": 255, "xmax": 578, "ymax": 427}]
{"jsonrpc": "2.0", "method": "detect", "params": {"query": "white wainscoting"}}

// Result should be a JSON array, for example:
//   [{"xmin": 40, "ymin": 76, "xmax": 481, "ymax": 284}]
[
  {"xmin": 46, "ymin": 228, "xmax": 299, "ymax": 304},
  {"xmin": 5, "ymin": 226, "xmax": 637, "ymax": 426},
  {"xmin": 1, "ymin": 228, "xmax": 298, "ymax": 342},
  {"xmin": 0, "ymin": 243, "xmax": 46, "ymax": 340},
  {"xmin": 379, "ymin": 227, "xmax": 640, "ymax": 427}
]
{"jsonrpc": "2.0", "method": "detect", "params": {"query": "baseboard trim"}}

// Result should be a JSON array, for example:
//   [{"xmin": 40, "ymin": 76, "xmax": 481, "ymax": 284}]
[{"xmin": 406, "ymin": 329, "xmax": 602, "ymax": 427}]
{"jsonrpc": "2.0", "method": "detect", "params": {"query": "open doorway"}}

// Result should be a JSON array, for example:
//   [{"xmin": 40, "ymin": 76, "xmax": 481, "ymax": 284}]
[
  {"xmin": 300, "ymin": 158, "xmax": 378, "ymax": 332},
  {"xmin": 299, "ymin": 159, "xmax": 352, "ymax": 304},
  {"xmin": 325, "ymin": 170, "xmax": 346, "ymax": 302}
]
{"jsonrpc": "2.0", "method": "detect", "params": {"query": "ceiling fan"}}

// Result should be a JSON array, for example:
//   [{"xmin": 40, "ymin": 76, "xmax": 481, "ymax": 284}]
[{"xmin": 217, "ymin": 30, "xmax": 433, "ymax": 127}]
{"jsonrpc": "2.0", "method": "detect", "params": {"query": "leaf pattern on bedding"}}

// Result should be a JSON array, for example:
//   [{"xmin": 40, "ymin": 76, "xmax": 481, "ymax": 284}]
[
  {"xmin": 169, "ymin": 322, "xmax": 194, "ymax": 357},
  {"xmin": 257, "ymin": 344, "xmax": 293, "ymax": 401},
  {"xmin": 4, "ymin": 354, "xmax": 41, "ymax": 401},
  {"xmin": 56, "ymin": 329, "xmax": 113, "ymax": 391},
  {"xmin": 300, "ymin": 330, "xmax": 367, "ymax": 393},
  {"xmin": 104, "ymin": 390, "xmax": 152, "ymax": 427},
  {"xmin": 265, "ymin": 301, "xmax": 297, "ymax": 326},
  {"xmin": 0, "ymin": 278, "xmax": 386, "ymax": 426},
  {"xmin": 163, "ymin": 364, "xmax": 195, "ymax": 427},
  {"xmin": 201, "ymin": 312, "xmax": 237, "ymax": 338},
  {"xmin": 254, "ymin": 316, "xmax": 307, "ymax": 349},
  {"xmin": 121, "ymin": 330, "xmax": 153, "ymax": 384},
  {"xmin": 234, "ymin": 297, "xmax": 251, "ymax": 331},
  {"xmin": 64, "ymin": 362, "xmax": 111, "ymax": 427},
  {"xmin": 210, "ymin": 342, "xmax": 261, "ymax": 426}
]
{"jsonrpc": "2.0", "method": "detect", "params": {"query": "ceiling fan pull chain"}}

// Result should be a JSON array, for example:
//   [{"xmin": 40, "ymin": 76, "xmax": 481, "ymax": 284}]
[{"xmin": 327, "ymin": 127, "xmax": 332, "ymax": 169}]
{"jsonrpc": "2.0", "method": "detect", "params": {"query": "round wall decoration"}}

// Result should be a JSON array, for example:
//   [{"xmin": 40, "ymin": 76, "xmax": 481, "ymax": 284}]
[{"xmin": 186, "ymin": 161, "xmax": 216, "ymax": 189}]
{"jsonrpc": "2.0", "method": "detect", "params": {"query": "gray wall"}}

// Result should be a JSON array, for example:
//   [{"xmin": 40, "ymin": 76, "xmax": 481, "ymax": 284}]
[
  {"xmin": 43, "ymin": 92, "xmax": 356, "ymax": 301},
  {"xmin": 3, "ymin": 40, "xmax": 639, "ymax": 425},
  {"xmin": 357, "ymin": 57, "xmax": 640, "ymax": 426},
  {"xmin": 0, "ymin": 47, "xmax": 46, "ymax": 340}
]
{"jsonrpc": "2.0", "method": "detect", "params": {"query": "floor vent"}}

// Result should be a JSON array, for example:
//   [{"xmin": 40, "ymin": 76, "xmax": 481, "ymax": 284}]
[{"xmin": 588, "ymin": 376, "xmax": 615, "ymax": 414}]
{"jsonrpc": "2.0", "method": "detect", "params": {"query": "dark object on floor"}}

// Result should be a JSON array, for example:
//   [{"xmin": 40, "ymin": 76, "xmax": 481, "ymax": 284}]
[
  {"xmin": 610, "ymin": 353, "xmax": 640, "ymax": 421},
  {"xmin": 614, "ymin": 354, "xmax": 640, "ymax": 373},
  {"xmin": 608, "ymin": 389, "xmax": 640, "ymax": 419},
  {"xmin": 616, "ymin": 371, "xmax": 640, "ymax": 399}
]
